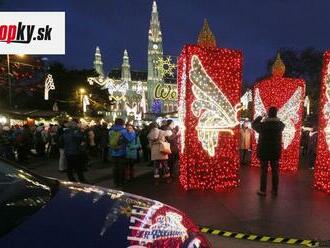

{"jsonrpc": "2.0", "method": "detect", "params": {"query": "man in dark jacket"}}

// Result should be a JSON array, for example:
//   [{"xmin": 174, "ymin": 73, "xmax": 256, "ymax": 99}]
[
  {"xmin": 307, "ymin": 125, "xmax": 318, "ymax": 169},
  {"xmin": 252, "ymin": 106, "xmax": 285, "ymax": 196},
  {"xmin": 61, "ymin": 120, "xmax": 87, "ymax": 183}
]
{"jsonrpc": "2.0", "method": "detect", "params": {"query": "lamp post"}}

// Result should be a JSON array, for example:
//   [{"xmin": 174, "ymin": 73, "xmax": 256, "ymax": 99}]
[
  {"xmin": 78, "ymin": 88, "xmax": 89, "ymax": 114},
  {"xmin": 7, "ymin": 54, "xmax": 12, "ymax": 108}
]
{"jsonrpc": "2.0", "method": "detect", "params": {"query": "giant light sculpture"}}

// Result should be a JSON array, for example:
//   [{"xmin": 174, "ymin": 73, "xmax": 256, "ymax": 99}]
[
  {"xmin": 252, "ymin": 54, "xmax": 305, "ymax": 172},
  {"xmin": 178, "ymin": 20, "xmax": 243, "ymax": 191},
  {"xmin": 314, "ymin": 51, "xmax": 330, "ymax": 193}
]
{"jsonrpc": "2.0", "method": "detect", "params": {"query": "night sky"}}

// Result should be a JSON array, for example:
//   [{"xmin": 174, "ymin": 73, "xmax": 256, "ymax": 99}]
[{"xmin": 2, "ymin": 0, "xmax": 330, "ymax": 83}]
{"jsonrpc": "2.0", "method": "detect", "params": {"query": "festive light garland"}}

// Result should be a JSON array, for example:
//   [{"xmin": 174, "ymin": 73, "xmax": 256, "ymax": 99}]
[
  {"xmin": 88, "ymin": 76, "xmax": 129, "ymax": 101},
  {"xmin": 314, "ymin": 51, "xmax": 330, "ymax": 193},
  {"xmin": 252, "ymin": 56, "xmax": 305, "ymax": 172},
  {"xmin": 44, "ymin": 74, "xmax": 55, "ymax": 100},
  {"xmin": 178, "ymin": 44, "xmax": 242, "ymax": 191}
]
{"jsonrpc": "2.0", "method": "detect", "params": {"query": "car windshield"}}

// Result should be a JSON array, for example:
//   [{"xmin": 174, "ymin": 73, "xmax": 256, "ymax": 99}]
[{"xmin": 0, "ymin": 160, "xmax": 58, "ymax": 237}]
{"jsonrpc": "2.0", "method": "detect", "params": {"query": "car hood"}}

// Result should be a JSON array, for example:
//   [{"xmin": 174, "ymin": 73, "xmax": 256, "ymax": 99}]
[{"xmin": 0, "ymin": 181, "xmax": 210, "ymax": 248}]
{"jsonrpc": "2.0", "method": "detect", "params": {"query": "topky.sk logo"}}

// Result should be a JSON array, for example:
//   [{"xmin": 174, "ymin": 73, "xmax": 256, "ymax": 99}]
[
  {"xmin": 0, "ymin": 12, "xmax": 65, "ymax": 55},
  {"xmin": 0, "ymin": 22, "xmax": 52, "ymax": 44}
]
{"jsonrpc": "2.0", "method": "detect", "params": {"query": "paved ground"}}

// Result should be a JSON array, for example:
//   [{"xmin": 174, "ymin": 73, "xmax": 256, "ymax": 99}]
[
  {"xmin": 24, "ymin": 157, "xmax": 330, "ymax": 247},
  {"xmin": 23, "ymin": 157, "xmax": 152, "ymax": 189},
  {"xmin": 122, "ymin": 166, "xmax": 330, "ymax": 244}
]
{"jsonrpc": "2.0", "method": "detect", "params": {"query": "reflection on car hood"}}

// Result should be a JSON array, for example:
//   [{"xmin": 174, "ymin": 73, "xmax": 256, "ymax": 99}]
[{"xmin": 0, "ymin": 181, "xmax": 210, "ymax": 248}]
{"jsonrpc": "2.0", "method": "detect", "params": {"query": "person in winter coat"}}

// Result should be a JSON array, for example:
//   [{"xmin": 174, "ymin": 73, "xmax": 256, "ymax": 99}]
[
  {"xmin": 35, "ymin": 124, "xmax": 46, "ymax": 157},
  {"xmin": 240, "ymin": 121, "xmax": 252, "ymax": 166},
  {"xmin": 140, "ymin": 125, "xmax": 151, "ymax": 163},
  {"xmin": 100, "ymin": 122, "xmax": 109, "ymax": 162},
  {"xmin": 126, "ymin": 124, "xmax": 141, "ymax": 180},
  {"xmin": 87, "ymin": 127, "xmax": 97, "ymax": 157},
  {"xmin": 307, "ymin": 125, "xmax": 318, "ymax": 169},
  {"xmin": 252, "ymin": 107, "xmax": 285, "ymax": 197},
  {"xmin": 109, "ymin": 118, "xmax": 136, "ymax": 187},
  {"xmin": 147, "ymin": 122, "xmax": 172, "ymax": 183},
  {"xmin": 60, "ymin": 120, "xmax": 87, "ymax": 183},
  {"xmin": 57, "ymin": 121, "xmax": 67, "ymax": 172},
  {"xmin": 164, "ymin": 120, "xmax": 179, "ymax": 178}
]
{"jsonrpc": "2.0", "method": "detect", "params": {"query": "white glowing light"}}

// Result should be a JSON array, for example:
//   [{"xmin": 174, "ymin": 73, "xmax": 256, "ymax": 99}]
[
  {"xmin": 0, "ymin": 116, "xmax": 7, "ymax": 124},
  {"xmin": 82, "ymin": 95, "xmax": 90, "ymax": 113},
  {"xmin": 278, "ymin": 87, "xmax": 302, "ymax": 149},
  {"xmin": 254, "ymin": 87, "xmax": 302, "ymax": 149},
  {"xmin": 189, "ymin": 55, "xmax": 241, "ymax": 157},
  {"xmin": 240, "ymin": 89, "xmax": 253, "ymax": 110},
  {"xmin": 88, "ymin": 76, "xmax": 128, "ymax": 101},
  {"xmin": 323, "ymin": 62, "xmax": 330, "ymax": 150},
  {"xmin": 135, "ymin": 81, "xmax": 144, "ymax": 95},
  {"xmin": 253, "ymin": 88, "xmax": 267, "ymax": 142},
  {"xmin": 140, "ymin": 90, "xmax": 147, "ymax": 114},
  {"xmin": 125, "ymin": 104, "xmax": 138, "ymax": 117},
  {"xmin": 105, "ymin": 80, "xmax": 129, "ymax": 100},
  {"xmin": 178, "ymin": 58, "xmax": 187, "ymax": 153},
  {"xmin": 44, "ymin": 74, "xmax": 55, "ymax": 100},
  {"xmin": 135, "ymin": 112, "xmax": 142, "ymax": 121},
  {"xmin": 304, "ymin": 95, "xmax": 310, "ymax": 116},
  {"xmin": 87, "ymin": 75, "xmax": 109, "ymax": 87}
]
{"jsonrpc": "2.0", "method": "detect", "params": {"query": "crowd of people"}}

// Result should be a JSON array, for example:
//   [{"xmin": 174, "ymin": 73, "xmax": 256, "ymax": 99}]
[
  {"xmin": 0, "ymin": 118, "xmax": 180, "ymax": 187},
  {"xmin": 0, "ymin": 113, "xmax": 318, "ymax": 192}
]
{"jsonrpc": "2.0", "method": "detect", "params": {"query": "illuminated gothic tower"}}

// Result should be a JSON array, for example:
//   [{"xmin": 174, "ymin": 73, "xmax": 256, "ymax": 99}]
[
  {"xmin": 94, "ymin": 46, "xmax": 104, "ymax": 77},
  {"xmin": 147, "ymin": 1, "xmax": 163, "ymax": 111},
  {"xmin": 121, "ymin": 49, "xmax": 131, "ymax": 81}
]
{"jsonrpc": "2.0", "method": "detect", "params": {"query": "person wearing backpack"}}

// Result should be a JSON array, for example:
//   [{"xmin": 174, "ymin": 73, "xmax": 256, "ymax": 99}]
[
  {"xmin": 109, "ymin": 118, "xmax": 135, "ymax": 187},
  {"xmin": 126, "ymin": 124, "xmax": 141, "ymax": 181}
]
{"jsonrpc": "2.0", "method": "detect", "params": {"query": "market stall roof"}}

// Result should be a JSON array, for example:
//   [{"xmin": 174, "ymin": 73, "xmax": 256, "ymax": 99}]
[{"xmin": 0, "ymin": 109, "xmax": 62, "ymax": 119}]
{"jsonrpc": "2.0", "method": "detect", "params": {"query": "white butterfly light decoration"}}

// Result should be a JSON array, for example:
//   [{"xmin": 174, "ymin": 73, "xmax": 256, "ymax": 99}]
[
  {"xmin": 189, "ymin": 55, "xmax": 242, "ymax": 157},
  {"xmin": 254, "ymin": 86, "xmax": 302, "ymax": 149},
  {"xmin": 323, "ymin": 62, "xmax": 330, "ymax": 150}
]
